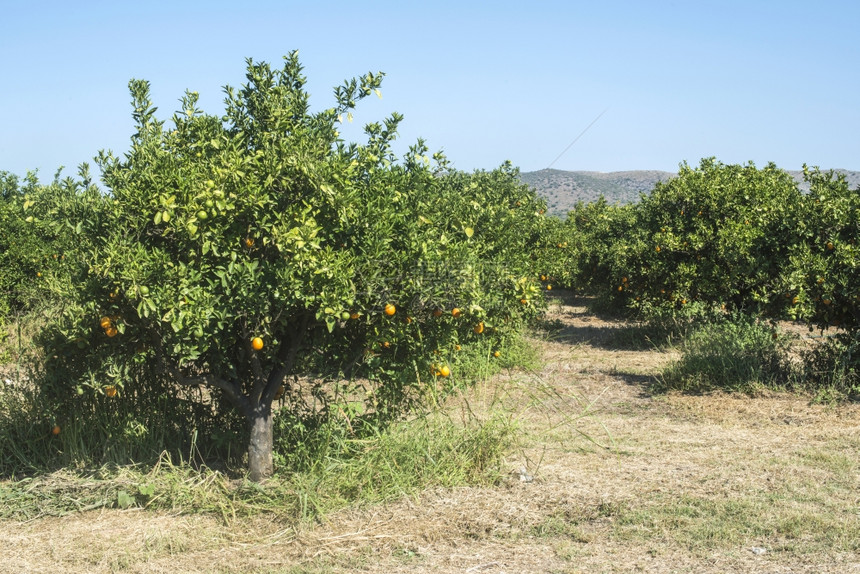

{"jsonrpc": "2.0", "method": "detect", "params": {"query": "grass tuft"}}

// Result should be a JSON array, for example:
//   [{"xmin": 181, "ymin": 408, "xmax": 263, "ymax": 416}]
[
  {"xmin": 657, "ymin": 315, "xmax": 793, "ymax": 394},
  {"xmin": 0, "ymin": 408, "xmax": 516, "ymax": 522}
]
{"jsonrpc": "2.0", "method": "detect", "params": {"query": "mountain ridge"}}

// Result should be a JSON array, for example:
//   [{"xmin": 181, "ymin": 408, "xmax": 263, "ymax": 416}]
[{"xmin": 521, "ymin": 168, "xmax": 860, "ymax": 216}]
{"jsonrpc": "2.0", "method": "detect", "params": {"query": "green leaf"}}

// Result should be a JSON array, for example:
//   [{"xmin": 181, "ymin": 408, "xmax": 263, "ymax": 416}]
[
  {"xmin": 138, "ymin": 483, "xmax": 156, "ymax": 497},
  {"xmin": 116, "ymin": 490, "xmax": 135, "ymax": 509}
]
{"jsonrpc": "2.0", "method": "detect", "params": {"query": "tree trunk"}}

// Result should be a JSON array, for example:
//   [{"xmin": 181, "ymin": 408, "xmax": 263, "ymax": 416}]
[{"xmin": 247, "ymin": 406, "xmax": 274, "ymax": 482}]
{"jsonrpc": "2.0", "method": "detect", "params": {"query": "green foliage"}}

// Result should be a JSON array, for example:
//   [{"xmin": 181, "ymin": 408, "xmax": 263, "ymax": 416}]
[
  {"xmin": 17, "ymin": 53, "xmax": 547, "ymax": 480},
  {"xmin": 659, "ymin": 315, "xmax": 793, "ymax": 394},
  {"xmin": 0, "ymin": 406, "xmax": 514, "ymax": 520},
  {"xmin": 552, "ymin": 160, "xmax": 859, "ymax": 338},
  {"xmin": 0, "ymin": 358, "xmax": 233, "ymax": 476},
  {"xmin": 787, "ymin": 167, "xmax": 860, "ymax": 332},
  {"xmin": 800, "ymin": 333, "xmax": 860, "ymax": 401},
  {"xmin": 545, "ymin": 159, "xmax": 859, "ymax": 401},
  {"xmin": 0, "ymin": 172, "xmax": 52, "ymax": 319},
  {"xmin": 610, "ymin": 159, "xmax": 803, "ymax": 316}
]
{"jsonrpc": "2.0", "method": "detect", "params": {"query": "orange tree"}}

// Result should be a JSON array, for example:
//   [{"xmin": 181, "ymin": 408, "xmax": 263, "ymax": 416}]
[
  {"xmin": 0, "ymin": 171, "xmax": 31, "ymax": 321},
  {"xmin": 787, "ymin": 167, "xmax": 859, "ymax": 332},
  {"xmin": 0, "ymin": 169, "xmax": 94, "ymax": 324},
  {"xmin": 39, "ymin": 54, "xmax": 544, "ymax": 481},
  {"xmin": 557, "ymin": 198, "xmax": 638, "ymax": 299},
  {"xmin": 575, "ymin": 159, "xmax": 804, "ymax": 319}
]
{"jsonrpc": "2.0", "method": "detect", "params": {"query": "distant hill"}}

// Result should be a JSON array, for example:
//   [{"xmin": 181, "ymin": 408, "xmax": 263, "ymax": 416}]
[{"xmin": 521, "ymin": 168, "xmax": 860, "ymax": 217}]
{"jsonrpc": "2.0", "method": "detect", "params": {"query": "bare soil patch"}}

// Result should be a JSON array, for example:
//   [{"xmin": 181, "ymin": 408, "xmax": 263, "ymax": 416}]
[{"xmin": 2, "ymin": 291, "xmax": 858, "ymax": 573}]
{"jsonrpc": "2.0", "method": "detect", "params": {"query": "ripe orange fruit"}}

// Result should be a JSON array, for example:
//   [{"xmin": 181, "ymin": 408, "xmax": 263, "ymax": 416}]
[
  {"xmin": 439, "ymin": 365, "xmax": 450, "ymax": 377},
  {"xmin": 474, "ymin": 322, "xmax": 484, "ymax": 334},
  {"xmin": 105, "ymin": 386, "xmax": 117, "ymax": 398},
  {"xmin": 384, "ymin": 303, "xmax": 396, "ymax": 316},
  {"xmin": 251, "ymin": 337, "xmax": 264, "ymax": 350},
  {"xmin": 520, "ymin": 298, "xmax": 528, "ymax": 305},
  {"xmin": 105, "ymin": 326, "xmax": 118, "ymax": 338},
  {"xmin": 350, "ymin": 312, "xmax": 360, "ymax": 320},
  {"xmin": 546, "ymin": 285, "xmax": 552, "ymax": 290},
  {"xmin": 618, "ymin": 286, "xmax": 623, "ymax": 292},
  {"xmin": 244, "ymin": 237, "xmax": 255, "ymax": 248},
  {"xmin": 655, "ymin": 246, "xmax": 661, "ymax": 252},
  {"xmin": 100, "ymin": 316, "xmax": 112, "ymax": 329},
  {"xmin": 493, "ymin": 350, "xmax": 501, "ymax": 358},
  {"xmin": 52, "ymin": 425, "xmax": 61, "ymax": 435},
  {"xmin": 826, "ymin": 241, "xmax": 834, "ymax": 250},
  {"xmin": 382, "ymin": 341, "xmax": 391, "ymax": 349},
  {"xmin": 540, "ymin": 275, "xmax": 547, "ymax": 281},
  {"xmin": 451, "ymin": 308, "xmax": 461, "ymax": 318},
  {"xmin": 455, "ymin": 344, "xmax": 461, "ymax": 351}
]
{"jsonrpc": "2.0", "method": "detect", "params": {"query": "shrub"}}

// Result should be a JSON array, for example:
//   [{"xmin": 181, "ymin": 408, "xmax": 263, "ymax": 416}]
[
  {"xmin": 800, "ymin": 333, "xmax": 860, "ymax": 401},
  {"xmin": 659, "ymin": 315, "xmax": 793, "ymax": 394}
]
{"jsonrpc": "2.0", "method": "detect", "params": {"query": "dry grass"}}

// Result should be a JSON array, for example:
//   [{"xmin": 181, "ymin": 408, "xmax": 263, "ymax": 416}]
[{"xmin": 1, "ymin": 291, "xmax": 859, "ymax": 573}]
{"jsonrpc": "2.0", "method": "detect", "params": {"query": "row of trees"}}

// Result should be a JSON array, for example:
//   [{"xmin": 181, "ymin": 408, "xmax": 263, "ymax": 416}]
[
  {"xmin": 548, "ymin": 158, "xmax": 859, "ymax": 336},
  {"xmin": 3, "ymin": 56, "xmax": 857, "ymax": 481},
  {"xmin": 1, "ymin": 54, "xmax": 552, "ymax": 481}
]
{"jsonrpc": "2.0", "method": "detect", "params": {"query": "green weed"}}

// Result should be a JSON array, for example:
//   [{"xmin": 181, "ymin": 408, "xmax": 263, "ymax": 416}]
[{"xmin": 657, "ymin": 315, "xmax": 793, "ymax": 394}]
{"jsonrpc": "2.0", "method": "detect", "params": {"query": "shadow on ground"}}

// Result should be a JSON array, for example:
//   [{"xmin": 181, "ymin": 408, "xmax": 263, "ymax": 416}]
[
  {"xmin": 609, "ymin": 371, "xmax": 661, "ymax": 399},
  {"xmin": 536, "ymin": 292, "xmax": 670, "ymax": 352}
]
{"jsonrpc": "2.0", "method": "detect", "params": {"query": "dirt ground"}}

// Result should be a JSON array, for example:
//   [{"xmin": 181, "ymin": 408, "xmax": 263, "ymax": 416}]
[{"xmin": 2, "ymin": 292, "xmax": 858, "ymax": 573}]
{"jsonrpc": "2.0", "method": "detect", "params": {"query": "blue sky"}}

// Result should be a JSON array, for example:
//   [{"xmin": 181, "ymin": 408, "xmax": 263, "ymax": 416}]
[{"xmin": 2, "ymin": 0, "xmax": 858, "ymax": 181}]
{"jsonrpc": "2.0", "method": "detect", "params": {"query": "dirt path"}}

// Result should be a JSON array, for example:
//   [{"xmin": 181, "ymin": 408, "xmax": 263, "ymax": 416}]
[{"xmin": 2, "ymin": 292, "xmax": 858, "ymax": 573}]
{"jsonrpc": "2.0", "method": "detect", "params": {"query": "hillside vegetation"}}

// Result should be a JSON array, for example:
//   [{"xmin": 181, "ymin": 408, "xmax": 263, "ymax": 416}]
[{"xmin": 523, "ymin": 167, "xmax": 860, "ymax": 216}]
